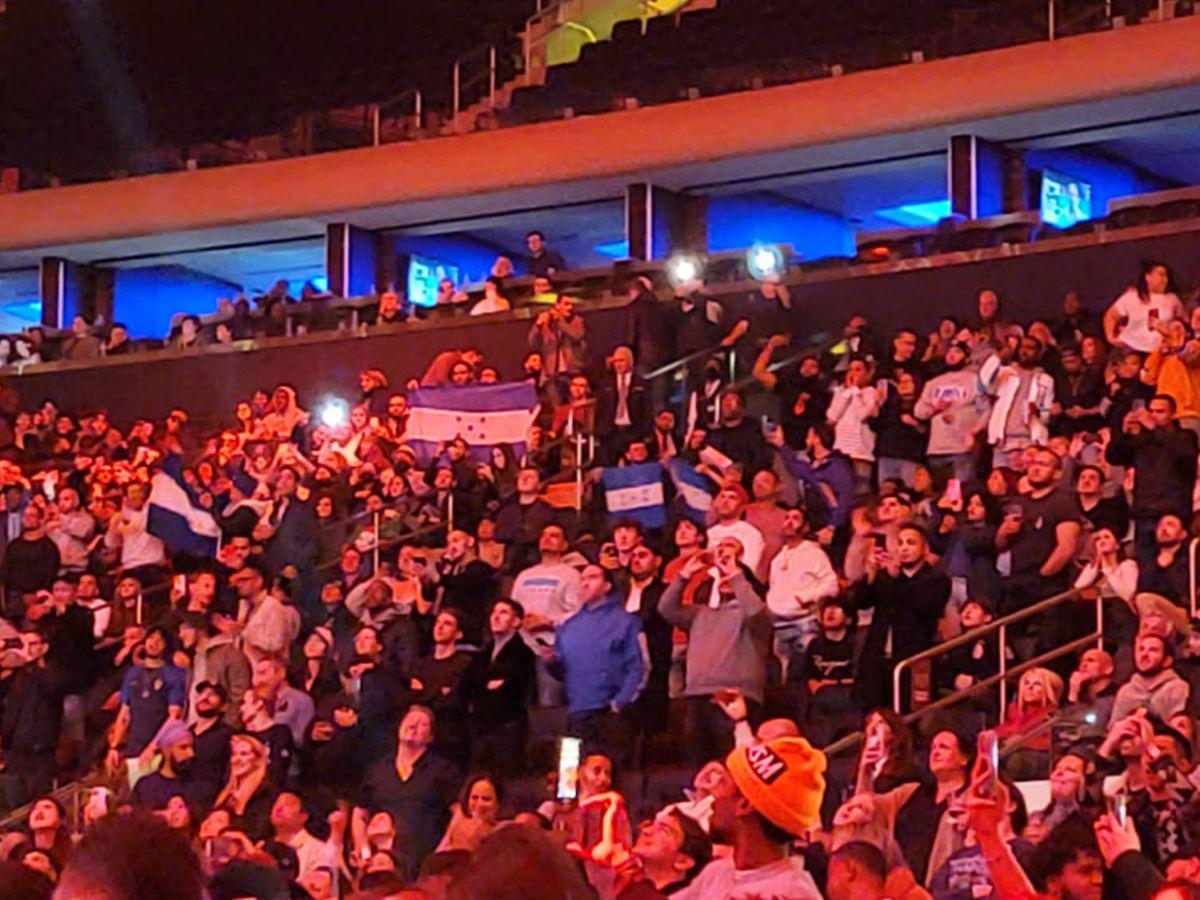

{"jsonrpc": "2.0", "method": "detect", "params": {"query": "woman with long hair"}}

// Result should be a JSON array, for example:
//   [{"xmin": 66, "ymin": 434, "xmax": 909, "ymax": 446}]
[
  {"xmin": 436, "ymin": 773, "xmax": 503, "ymax": 853},
  {"xmin": 1104, "ymin": 259, "xmax": 1184, "ymax": 353},
  {"xmin": 997, "ymin": 667, "xmax": 1064, "ymax": 779},
  {"xmin": 854, "ymin": 708, "xmax": 922, "ymax": 796},
  {"xmin": 213, "ymin": 734, "xmax": 274, "ymax": 841},
  {"xmin": 24, "ymin": 797, "xmax": 73, "ymax": 865}
]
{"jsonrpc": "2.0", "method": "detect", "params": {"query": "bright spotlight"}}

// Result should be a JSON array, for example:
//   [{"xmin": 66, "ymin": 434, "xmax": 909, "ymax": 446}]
[
  {"xmin": 666, "ymin": 253, "xmax": 704, "ymax": 288},
  {"xmin": 319, "ymin": 399, "xmax": 348, "ymax": 428},
  {"xmin": 746, "ymin": 243, "xmax": 785, "ymax": 281}
]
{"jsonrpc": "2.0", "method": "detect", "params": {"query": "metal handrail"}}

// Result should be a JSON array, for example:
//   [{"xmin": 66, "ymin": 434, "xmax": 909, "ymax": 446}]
[
  {"xmin": 1189, "ymin": 536, "xmax": 1200, "ymax": 619},
  {"xmin": 826, "ymin": 629, "xmax": 1102, "ymax": 760},
  {"xmin": 370, "ymin": 88, "xmax": 423, "ymax": 145},
  {"xmin": 452, "ymin": 43, "xmax": 498, "ymax": 117},
  {"xmin": 644, "ymin": 342, "xmax": 729, "ymax": 382},
  {"xmin": 892, "ymin": 587, "xmax": 1099, "ymax": 714}
]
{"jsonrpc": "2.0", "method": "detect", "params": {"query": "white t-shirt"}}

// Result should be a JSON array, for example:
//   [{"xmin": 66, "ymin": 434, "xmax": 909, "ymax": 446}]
[
  {"xmin": 674, "ymin": 856, "xmax": 823, "ymax": 900},
  {"xmin": 470, "ymin": 297, "xmax": 511, "ymax": 317},
  {"xmin": 1109, "ymin": 287, "xmax": 1183, "ymax": 353}
]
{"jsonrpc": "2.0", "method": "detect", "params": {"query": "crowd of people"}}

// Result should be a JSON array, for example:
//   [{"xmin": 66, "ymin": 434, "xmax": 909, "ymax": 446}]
[
  {"xmin": 0, "ymin": 258, "xmax": 1199, "ymax": 898},
  {"xmin": 3, "ymin": 232, "xmax": 574, "ymax": 370}
]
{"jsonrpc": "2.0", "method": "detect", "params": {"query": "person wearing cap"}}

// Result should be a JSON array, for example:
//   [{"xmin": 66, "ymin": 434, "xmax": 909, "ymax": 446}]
[
  {"xmin": 130, "ymin": 718, "xmax": 196, "ymax": 811},
  {"xmin": 674, "ymin": 736, "xmax": 825, "ymax": 899},
  {"xmin": 912, "ymin": 340, "xmax": 988, "ymax": 489},
  {"xmin": 177, "ymin": 611, "xmax": 250, "ymax": 729},
  {"xmin": 189, "ymin": 681, "xmax": 234, "ymax": 805},
  {"xmin": 705, "ymin": 482, "xmax": 766, "ymax": 578}
]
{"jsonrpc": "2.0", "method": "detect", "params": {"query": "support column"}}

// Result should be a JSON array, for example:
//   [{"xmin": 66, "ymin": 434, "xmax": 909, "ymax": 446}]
[
  {"xmin": 39, "ymin": 257, "xmax": 94, "ymax": 329},
  {"xmin": 326, "ymin": 223, "xmax": 391, "ymax": 298},
  {"xmin": 625, "ymin": 183, "xmax": 708, "ymax": 261},
  {"xmin": 948, "ymin": 135, "xmax": 1024, "ymax": 219}
]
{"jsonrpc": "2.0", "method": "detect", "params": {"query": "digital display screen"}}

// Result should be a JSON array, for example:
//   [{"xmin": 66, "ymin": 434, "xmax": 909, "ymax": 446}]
[
  {"xmin": 1040, "ymin": 170, "xmax": 1092, "ymax": 229},
  {"xmin": 405, "ymin": 254, "xmax": 460, "ymax": 308}
]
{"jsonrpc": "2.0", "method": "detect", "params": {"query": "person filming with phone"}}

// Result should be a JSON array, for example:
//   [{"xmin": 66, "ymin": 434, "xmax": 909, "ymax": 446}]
[
  {"xmin": 1106, "ymin": 393, "xmax": 1198, "ymax": 566},
  {"xmin": 659, "ymin": 537, "xmax": 771, "ymax": 765}
]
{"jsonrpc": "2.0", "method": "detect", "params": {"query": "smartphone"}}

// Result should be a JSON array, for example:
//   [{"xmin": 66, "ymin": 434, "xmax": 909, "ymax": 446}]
[
  {"xmin": 944, "ymin": 478, "xmax": 962, "ymax": 506},
  {"xmin": 1002, "ymin": 501, "xmax": 1024, "ymax": 521},
  {"xmin": 760, "ymin": 415, "xmax": 777, "ymax": 436},
  {"xmin": 976, "ymin": 730, "xmax": 1000, "ymax": 797},
  {"xmin": 43, "ymin": 479, "xmax": 55, "ymax": 502},
  {"xmin": 1132, "ymin": 399, "xmax": 1147, "ymax": 413},
  {"xmin": 173, "ymin": 574, "xmax": 186, "ymax": 595},
  {"xmin": 87, "ymin": 787, "xmax": 110, "ymax": 818},
  {"xmin": 556, "ymin": 736, "xmax": 583, "ymax": 802},
  {"xmin": 1111, "ymin": 791, "xmax": 1128, "ymax": 827}
]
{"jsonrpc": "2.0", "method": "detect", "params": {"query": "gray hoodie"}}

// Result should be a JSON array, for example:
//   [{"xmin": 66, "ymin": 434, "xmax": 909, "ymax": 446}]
[
  {"xmin": 659, "ymin": 572, "xmax": 771, "ymax": 703},
  {"xmin": 1109, "ymin": 667, "xmax": 1190, "ymax": 724},
  {"xmin": 914, "ymin": 368, "xmax": 989, "ymax": 456}
]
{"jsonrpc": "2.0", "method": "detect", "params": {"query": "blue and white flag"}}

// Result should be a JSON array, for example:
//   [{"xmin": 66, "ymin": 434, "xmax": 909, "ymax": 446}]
[
  {"xmin": 666, "ymin": 458, "xmax": 714, "ymax": 525},
  {"xmin": 602, "ymin": 462, "xmax": 666, "ymax": 529},
  {"xmin": 147, "ymin": 455, "xmax": 221, "ymax": 556},
  {"xmin": 406, "ymin": 381, "xmax": 540, "ymax": 464}
]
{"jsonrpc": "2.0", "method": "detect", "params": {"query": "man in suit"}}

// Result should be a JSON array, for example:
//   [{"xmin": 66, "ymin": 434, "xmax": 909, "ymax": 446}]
[
  {"xmin": 259, "ymin": 466, "xmax": 320, "ymax": 623},
  {"xmin": 595, "ymin": 345, "xmax": 649, "ymax": 464},
  {"xmin": 467, "ymin": 598, "xmax": 535, "ymax": 780}
]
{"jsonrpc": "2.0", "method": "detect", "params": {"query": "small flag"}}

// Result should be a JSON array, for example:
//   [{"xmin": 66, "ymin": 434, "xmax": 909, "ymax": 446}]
[
  {"xmin": 540, "ymin": 482, "xmax": 579, "ymax": 510},
  {"xmin": 147, "ymin": 455, "xmax": 221, "ymax": 556},
  {"xmin": 666, "ymin": 458, "xmax": 714, "ymax": 525},
  {"xmin": 602, "ymin": 462, "xmax": 666, "ymax": 529},
  {"xmin": 406, "ymin": 381, "xmax": 539, "ymax": 465}
]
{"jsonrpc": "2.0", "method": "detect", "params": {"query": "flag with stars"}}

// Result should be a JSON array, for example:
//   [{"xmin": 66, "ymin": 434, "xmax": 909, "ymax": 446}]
[
  {"xmin": 602, "ymin": 462, "xmax": 666, "ymax": 529},
  {"xmin": 406, "ymin": 381, "xmax": 540, "ymax": 465}
]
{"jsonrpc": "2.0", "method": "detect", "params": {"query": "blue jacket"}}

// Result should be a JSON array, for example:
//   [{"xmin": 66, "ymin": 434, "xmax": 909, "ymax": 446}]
[
  {"xmin": 777, "ymin": 446, "xmax": 855, "ymax": 527},
  {"xmin": 554, "ymin": 593, "xmax": 645, "ymax": 715}
]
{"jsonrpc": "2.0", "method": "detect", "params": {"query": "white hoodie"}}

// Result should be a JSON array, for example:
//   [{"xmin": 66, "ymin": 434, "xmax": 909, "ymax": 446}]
[{"xmin": 766, "ymin": 539, "xmax": 839, "ymax": 620}]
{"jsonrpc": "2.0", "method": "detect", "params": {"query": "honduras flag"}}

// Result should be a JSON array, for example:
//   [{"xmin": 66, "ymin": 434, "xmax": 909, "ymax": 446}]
[
  {"xmin": 666, "ymin": 458, "xmax": 714, "ymax": 525},
  {"xmin": 406, "ymin": 381, "xmax": 540, "ymax": 465},
  {"xmin": 147, "ymin": 455, "xmax": 221, "ymax": 556},
  {"xmin": 602, "ymin": 462, "xmax": 666, "ymax": 529}
]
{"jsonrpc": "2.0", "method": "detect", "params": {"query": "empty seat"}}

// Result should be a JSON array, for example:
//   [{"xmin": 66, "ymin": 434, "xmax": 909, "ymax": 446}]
[
  {"xmin": 1150, "ymin": 198, "xmax": 1200, "ymax": 223},
  {"xmin": 1106, "ymin": 205, "xmax": 1153, "ymax": 229}
]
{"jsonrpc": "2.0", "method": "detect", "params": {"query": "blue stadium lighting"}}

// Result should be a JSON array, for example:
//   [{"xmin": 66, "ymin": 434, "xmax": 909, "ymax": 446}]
[
  {"xmin": 593, "ymin": 239, "xmax": 630, "ymax": 259},
  {"xmin": 874, "ymin": 199, "xmax": 952, "ymax": 227},
  {"xmin": 746, "ymin": 243, "xmax": 785, "ymax": 281},
  {"xmin": 1, "ymin": 299, "xmax": 43, "ymax": 322}
]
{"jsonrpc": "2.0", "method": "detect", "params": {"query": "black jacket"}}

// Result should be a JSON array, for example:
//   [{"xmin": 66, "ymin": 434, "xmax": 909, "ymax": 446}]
[
  {"xmin": 1, "ymin": 662, "xmax": 67, "ymax": 754},
  {"xmin": 264, "ymin": 496, "xmax": 320, "ymax": 574},
  {"xmin": 1106, "ymin": 424, "xmax": 1198, "ymax": 520},
  {"xmin": 1, "ymin": 535, "xmax": 60, "ymax": 597},
  {"xmin": 466, "ymin": 633, "xmax": 535, "ymax": 729},
  {"xmin": 855, "ymin": 563, "xmax": 951, "ymax": 707},
  {"xmin": 436, "ymin": 559, "xmax": 498, "ymax": 647},
  {"xmin": 594, "ymin": 373, "xmax": 650, "ymax": 438}
]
